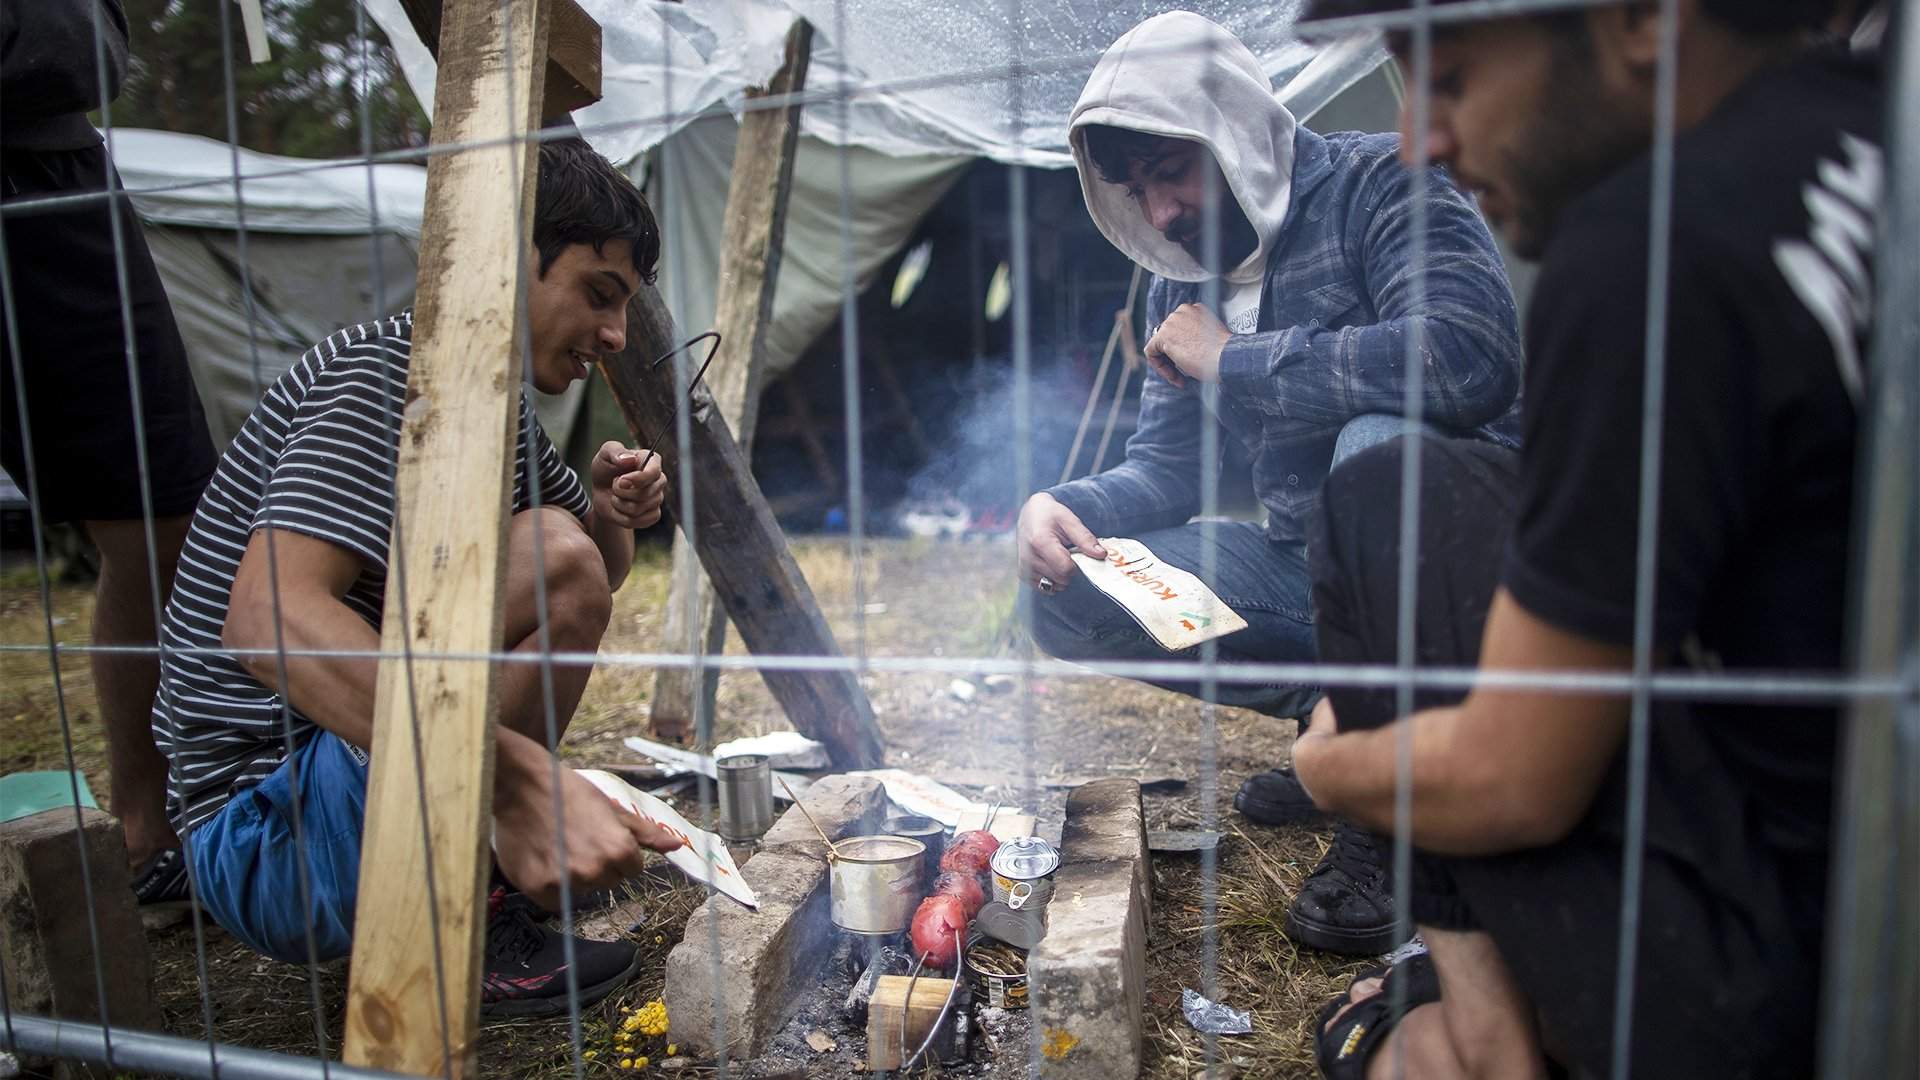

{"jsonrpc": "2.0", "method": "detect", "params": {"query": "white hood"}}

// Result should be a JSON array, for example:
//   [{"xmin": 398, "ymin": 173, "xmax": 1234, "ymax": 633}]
[{"xmin": 1069, "ymin": 11, "xmax": 1296, "ymax": 285}]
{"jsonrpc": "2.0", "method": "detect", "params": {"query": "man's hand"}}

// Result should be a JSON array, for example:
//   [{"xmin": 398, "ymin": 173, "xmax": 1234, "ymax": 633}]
[
  {"xmin": 494, "ymin": 735, "xmax": 682, "ymax": 913},
  {"xmin": 590, "ymin": 441, "xmax": 667, "ymax": 530},
  {"xmin": 1017, "ymin": 492, "xmax": 1107, "ymax": 591},
  {"xmin": 1143, "ymin": 303, "xmax": 1229, "ymax": 387}
]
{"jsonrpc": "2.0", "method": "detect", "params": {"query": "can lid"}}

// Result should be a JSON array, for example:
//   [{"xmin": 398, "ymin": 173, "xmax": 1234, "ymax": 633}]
[{"xmin": 990, "ymin": 836, "xmax": 1060, "ymax": 879}]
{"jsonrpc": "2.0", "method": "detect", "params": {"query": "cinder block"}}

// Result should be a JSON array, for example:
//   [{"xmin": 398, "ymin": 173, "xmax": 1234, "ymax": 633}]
[
  {"xmin": 664, "ymin": 774, "xmax": 887, "ymax": 1057},
  {"xmin": 1028, "ymin": 858, "xmax": 1148, "ymax": 1077},
  {"xmin": 1027, "ymin": 778, "xmax": 1151, "ymax": 1077},
  {"xmin": 1060, "ymin": 778, "xmax": 1150, "ymax": 920},
  {"xmin": 1, "ymin": 807, "xmax": 162, "ymax": 1077}
]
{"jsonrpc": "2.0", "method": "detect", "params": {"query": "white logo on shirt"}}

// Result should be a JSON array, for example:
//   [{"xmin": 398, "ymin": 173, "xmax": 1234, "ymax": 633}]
[{"xmin": 1772, "ymin": 132, "xmax": 1882, "ymax": 404}]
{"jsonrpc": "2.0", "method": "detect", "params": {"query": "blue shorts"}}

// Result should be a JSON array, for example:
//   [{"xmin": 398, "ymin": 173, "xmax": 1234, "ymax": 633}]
[{"xmin": 186, "ymin": 732, "xmax": 368, "ymax": 963}]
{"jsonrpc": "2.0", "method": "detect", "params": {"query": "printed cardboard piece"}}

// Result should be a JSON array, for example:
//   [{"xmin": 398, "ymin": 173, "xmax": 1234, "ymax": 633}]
[
  {"xmin": 577, "ymin": 769, "xmax": 758, "ymax": 909},
  {"xmin": 1070, "ymin": 537, "xmax": 1248, "ymax": 651}
]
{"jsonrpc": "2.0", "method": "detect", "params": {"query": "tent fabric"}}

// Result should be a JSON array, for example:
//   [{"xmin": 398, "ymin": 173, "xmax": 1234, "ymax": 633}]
[
  {"xmin": 645, "ymin": 111, "xmax": 969, "ymax": 379},
  {"xmin": 112, "ymin": 128, "xmax": 581, "ymax": 449},
  {"xmin": 363, "ymin": 0, "xmax": 1379, "ymax": 168},
  {"xmin": 110, "ymin": 128, "xmax": 426, "ymax": 236}
]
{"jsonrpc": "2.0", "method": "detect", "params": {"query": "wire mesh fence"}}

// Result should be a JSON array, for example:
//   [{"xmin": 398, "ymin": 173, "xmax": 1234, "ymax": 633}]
[{"xmin": 0, "ymin": 0, "xmax": 1913, "ymax": 1078}]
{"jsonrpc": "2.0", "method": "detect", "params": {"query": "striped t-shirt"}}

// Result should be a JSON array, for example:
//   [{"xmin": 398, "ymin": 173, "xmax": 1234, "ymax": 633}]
[{"xmin": 153, "ymin": 313, "xmax": 590, "ymax": 834}]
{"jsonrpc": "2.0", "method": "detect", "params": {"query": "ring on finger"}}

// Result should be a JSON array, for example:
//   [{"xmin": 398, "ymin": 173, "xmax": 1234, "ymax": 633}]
[{"xmin": 1037, "ymin": 576, "xmax": 1057, "ymax": 594}]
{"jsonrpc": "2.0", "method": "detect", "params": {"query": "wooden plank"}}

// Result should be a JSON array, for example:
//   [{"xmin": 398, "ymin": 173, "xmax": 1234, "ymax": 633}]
[
  {"xmin": 342, "ymin": 0, "xmax": 552, "ymax": 1073},
  {"xmin": 598, "ymin": 286, "xmax": 886, "ymax": 770},
  {"xmin": 867, "ymin": 976, "xmax": 955, "ymax": 1071},
  {"xmin": 399, "ymin": 0, "xmax": 600, "ymax": 118},
  {"xmin": 652, "ymin": 18, "xmax": 814, "ymax": 739}
]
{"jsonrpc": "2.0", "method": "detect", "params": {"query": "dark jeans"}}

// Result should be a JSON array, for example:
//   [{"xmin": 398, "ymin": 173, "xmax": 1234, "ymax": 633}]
[
  {"xmin": 1028, "ymin": 413, "xmax": 1415, "ymax": 718},
  {"xmin": 1310, "ymin": 436, "xmax": 1821, "ymax": 1080}
]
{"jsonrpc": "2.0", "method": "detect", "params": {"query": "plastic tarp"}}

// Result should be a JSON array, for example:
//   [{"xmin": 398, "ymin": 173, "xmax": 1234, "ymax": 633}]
[{"xmin": 363, "ymin": 0, "xmax": 1366, "ymax": 168}]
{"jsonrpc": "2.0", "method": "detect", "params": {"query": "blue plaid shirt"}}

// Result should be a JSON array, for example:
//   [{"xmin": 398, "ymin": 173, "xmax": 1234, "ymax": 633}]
[{"xmin": 1048, "ymin": 127, "xmax": 1523, "ymax": 545}]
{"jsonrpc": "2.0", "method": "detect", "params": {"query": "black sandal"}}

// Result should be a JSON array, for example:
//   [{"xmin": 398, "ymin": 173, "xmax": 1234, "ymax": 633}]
[{"xmin": 1315, "ymin": 951, "xmax": 1441, "ymax": 1078}]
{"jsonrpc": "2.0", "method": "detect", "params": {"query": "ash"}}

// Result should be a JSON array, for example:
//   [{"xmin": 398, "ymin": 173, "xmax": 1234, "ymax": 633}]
[{"xmin": 743, "ymin": 935, "xmax": 1032, "ymax": 1078}]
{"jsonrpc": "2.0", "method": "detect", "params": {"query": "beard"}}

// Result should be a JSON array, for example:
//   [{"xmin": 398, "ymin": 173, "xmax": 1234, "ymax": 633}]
[
  {"xmin": 1499, "ymin": 34, "xmax": 1650, "ymax": 260},
  {"xmin": 1170, "ymin": 196, "xmax": 1260, "ymax": 274}
]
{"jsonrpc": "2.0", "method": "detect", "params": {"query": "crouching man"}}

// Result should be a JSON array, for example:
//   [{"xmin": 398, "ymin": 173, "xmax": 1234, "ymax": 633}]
[
  {"xmin": 152, "ymin": 138, "xmax": 682, "ymax": 1016},
  {"xmin": 1293, "ymin": 0, "xmax": 1879, "ymax": 1076},
  {"xmin": 1019, "ymin": 11, "xmax": 1523, "ymax": 957}
]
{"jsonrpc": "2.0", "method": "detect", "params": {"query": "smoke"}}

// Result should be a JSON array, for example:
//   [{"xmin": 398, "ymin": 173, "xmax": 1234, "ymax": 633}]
[{"xmin": 897, "ymin": 358, "xmax": 1117, "ymax": 526}]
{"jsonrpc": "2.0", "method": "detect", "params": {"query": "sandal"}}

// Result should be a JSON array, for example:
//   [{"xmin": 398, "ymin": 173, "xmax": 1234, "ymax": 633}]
[{"xmin": 1315, "ymin": 951, "xmax": 1441, "ymax": 1078}]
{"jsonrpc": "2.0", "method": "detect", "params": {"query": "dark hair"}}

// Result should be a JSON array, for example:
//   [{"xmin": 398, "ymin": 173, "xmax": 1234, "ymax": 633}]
[
  {"xmin": 1080, "ymin": 124, "xmax": 1180, "ymax": 185},
  {"xmin": 533, "ymin": 137, "xmax": 661, "ymax": 285},
  {"xmin": 1299, "ymin": 0, "xmax": 1839, "ymax": 37}
]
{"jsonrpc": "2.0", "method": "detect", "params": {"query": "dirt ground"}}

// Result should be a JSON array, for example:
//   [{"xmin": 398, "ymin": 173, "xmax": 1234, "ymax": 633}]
[{"xmin": 1, "ymin": 537, "xmax": 1368, "ymax": 1078}]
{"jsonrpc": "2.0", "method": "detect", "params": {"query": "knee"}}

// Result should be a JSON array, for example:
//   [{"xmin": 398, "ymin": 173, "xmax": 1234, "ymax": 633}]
[
  {"xmin": 529, "ymin": 510, "xmax": 611, "ymax": 645},
  {"xmin": 1332, "ymin": 413, "xmax": 1407, "ymax": 466}
]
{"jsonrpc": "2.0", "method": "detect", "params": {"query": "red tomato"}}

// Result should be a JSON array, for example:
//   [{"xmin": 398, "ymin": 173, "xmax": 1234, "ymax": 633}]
[
  {"xmin": 909, "ymin": 895, "xmax": 968, "ymax": 967},
  {"xmin": 931, "ymin": 871, "xmax": 985, "ymax": 917}
]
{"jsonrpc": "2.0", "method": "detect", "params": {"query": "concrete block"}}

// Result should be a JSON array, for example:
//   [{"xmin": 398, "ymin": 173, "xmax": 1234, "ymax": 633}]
[
  {"xmin": 664, "ymin": 774, "xmax": 887, "ymax": 1058},
  {"xmin": 1028, "ymin": 858, "xmax": 1147, "ymax": 1078},
  {"xmin": 0, "ymin": 807, "xmax": 161, "ymax": 1076},
  {"xmin": 1059, "ymin": 778, "xmax": 1150, "ymax": 920}
]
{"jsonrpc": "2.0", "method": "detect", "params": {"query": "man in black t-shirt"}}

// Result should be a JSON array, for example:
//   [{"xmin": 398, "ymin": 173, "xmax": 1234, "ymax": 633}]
[{"xmin": 1287, "ymin": 1, "xmax": 1881, "ymax": 1077}]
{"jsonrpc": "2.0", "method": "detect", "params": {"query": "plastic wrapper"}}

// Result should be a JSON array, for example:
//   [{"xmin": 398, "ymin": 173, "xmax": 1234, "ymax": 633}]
[{"xmin": 1181, "ymin": 989, "xmax": 1252, "ymax": 1035}]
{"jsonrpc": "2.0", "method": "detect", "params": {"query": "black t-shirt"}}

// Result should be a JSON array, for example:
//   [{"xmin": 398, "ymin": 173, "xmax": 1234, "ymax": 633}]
[{"xmin": 1504, "ymin": 50, "xmax": 1881, "ymax": 871}]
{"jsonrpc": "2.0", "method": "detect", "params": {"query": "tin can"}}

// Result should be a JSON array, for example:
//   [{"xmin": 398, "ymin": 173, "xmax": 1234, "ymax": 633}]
[
  {"xmin": 975, "ymin": 899, "xmax": 1047, "ymax": 950},
  {"xmin": 989, "ymin": 836, "xmax": 1060, "ymax": 911},
  {"xmin": 964, "ymin": 938, "xmax": 1029, "ymax": 1010},
  {"xmin": 715, "ymin": 754, "xmax": 774, "ymax": 842}
]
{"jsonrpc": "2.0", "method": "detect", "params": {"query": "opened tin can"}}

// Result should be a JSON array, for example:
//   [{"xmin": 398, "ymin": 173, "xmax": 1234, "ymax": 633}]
[
  {"xmin": 989, "ymin": 836, "xmax": 1060, "ymax": 911},
  {"xmin": 964, "ymin": 937, "xmax": 1029, "ymax": 1010}
]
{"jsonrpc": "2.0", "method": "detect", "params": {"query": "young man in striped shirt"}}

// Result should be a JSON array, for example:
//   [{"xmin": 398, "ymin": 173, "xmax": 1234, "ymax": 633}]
[{"xmin": 151, "ymin": 138, "xmax": 681, "ymax": 1016}]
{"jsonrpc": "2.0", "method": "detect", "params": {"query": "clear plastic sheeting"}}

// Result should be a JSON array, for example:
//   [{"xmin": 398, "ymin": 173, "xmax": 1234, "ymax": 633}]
[{"xmin": 363, "ymin": 0, "xmax": 1371, "ymax": 168}]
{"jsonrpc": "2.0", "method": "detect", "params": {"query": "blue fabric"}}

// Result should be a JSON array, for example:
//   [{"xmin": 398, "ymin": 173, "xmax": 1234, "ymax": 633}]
[
  {"xmin": 1046, "ymin": 127, "xmax": 1523, "ymax": 547},
  {"xmin": 1031, "ymin": 413, "xmax": 1415, "ymax": 718},
  {"xmin": 185, "ymin": 730, "xmax": 368, "ymax": 963}
]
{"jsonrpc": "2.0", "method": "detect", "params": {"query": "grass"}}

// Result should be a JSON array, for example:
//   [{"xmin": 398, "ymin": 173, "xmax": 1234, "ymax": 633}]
[{"xmin": 1, "ymin": 537, "xmax": 1358, "ymax": 1079}]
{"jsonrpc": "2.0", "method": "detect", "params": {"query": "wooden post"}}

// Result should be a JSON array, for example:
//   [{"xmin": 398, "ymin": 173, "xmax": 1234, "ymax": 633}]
[
  {"xmin": 398, "ymin": 0, "xmax": 600, "ymax": 120},
  {"xmin": 651, "ymin": 18, "xmax": 814, "ymax": 740},
  {"xmin": 600, "ymin": 285, "xmax": 886, "ymax": 770},
  {"xmin": 341, "ymin": 0, "xmax": 556, "ymax": 1074}
]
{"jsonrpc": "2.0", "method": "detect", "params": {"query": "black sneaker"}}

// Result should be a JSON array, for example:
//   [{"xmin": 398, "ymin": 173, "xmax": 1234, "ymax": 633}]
[
  {"xmin": 131, "ymin": 848, "xmax": 197, "ymax": 927},
  {"xmin": 1233, "ymin": 767, "xmax": 1328, "ymax": 826},
  {"xmin": 480, "ymin": 888, "xmax": 641, "ymax": 1018},
  {"xmin": 1284, "ymin": 824, "xmax": 1411, "ymax": 956}
]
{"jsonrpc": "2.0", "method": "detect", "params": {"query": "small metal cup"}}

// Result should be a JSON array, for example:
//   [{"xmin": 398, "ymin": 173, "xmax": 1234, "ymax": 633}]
[{"xmin": 716, "ymin": 754, "xmax": 774, "ymax": 842}]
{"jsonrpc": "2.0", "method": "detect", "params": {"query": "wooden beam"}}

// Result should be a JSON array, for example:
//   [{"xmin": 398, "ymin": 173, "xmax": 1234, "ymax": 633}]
[
  {"xmin": 652, "ymin": 18, "xmax": 814, "ymax": 740},
  {"xmin": 342, "ymin": 0, "xmax": 551, "ymax": 1073},
  {"xmin": 400, "ymin": 0, "xmax": 600, "ymax": 119},
  {"xmin": 599, "ymin": 286, "xmax": 886, "ymax": 770}
]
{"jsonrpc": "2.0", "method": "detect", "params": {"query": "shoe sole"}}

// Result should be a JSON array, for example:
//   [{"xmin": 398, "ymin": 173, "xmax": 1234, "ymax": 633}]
[
  {"xmin": 1283, "ymin": 908, "xmax": 1413, "ymax": 957},
  {"xmin": 479, "ymin": 949, "xmax": 643, "ymax": 1020}
]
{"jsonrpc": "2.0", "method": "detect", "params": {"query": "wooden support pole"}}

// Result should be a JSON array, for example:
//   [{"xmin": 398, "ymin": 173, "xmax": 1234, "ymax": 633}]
[
  {"xmin": 342, "ymin": 0, "xmax": 553, "ymax": 1073},
  {"xmin": 400, "ymin": 0, "xmax": 600, "ymax": 119},
  {"xmin": 652, "ymin": 18, "xmax": 814, "ymax": 740},
  {"xmin": 600, "ymin": 285, "xmax": 886, "ymax": 770}
]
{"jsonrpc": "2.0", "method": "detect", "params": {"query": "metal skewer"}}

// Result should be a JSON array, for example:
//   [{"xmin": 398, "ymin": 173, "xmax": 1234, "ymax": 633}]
[{"xmin": 777, "ymin": 774, "xmax": 841, "ymax": 860}]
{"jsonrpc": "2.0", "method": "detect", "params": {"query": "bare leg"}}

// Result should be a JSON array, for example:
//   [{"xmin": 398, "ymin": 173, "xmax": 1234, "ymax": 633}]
[
  {"xmin": 84, "ymin": 514, "xmax": 193, "ymax": 868},
  {"xmin": 1320, "ymin": 925, "xmax": 1547, "ymax": 1080},
  {"xmin": 494, "ymin": 507, "xmax": 612, "ymax": 748}
]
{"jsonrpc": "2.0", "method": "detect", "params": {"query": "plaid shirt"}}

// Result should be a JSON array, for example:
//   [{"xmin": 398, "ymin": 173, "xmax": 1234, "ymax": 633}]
[{"xmin": 1048, "ymin": 127, "xmax": 1523, "ymax": 545}]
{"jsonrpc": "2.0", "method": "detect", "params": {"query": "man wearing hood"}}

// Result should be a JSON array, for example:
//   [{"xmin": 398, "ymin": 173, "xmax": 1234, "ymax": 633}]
[{"xmin": 1015, "ymin": 11, "xmax": 1523, "ymax": 958}]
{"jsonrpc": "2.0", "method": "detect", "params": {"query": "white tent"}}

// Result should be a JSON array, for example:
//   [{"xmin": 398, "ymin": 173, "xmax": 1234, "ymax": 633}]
[
  {"xmin": 362, "ymin": 0, "xmax": 1389, "ymax": 387},
  {"xmin": 112, "ymin": 127, "xmax": 584, "ymax": 448}
]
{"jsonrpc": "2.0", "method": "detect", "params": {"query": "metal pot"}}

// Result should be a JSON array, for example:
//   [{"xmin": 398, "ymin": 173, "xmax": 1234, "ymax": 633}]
[{"xmin": 828, "ymin": 835, "xmax": 926, "ymax": 934}]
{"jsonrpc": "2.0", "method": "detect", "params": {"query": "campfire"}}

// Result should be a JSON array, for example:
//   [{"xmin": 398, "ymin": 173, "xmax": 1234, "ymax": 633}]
[{"xmin": 654, "ymin": 767, "xmax": 1151, "ymax": 1077}]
